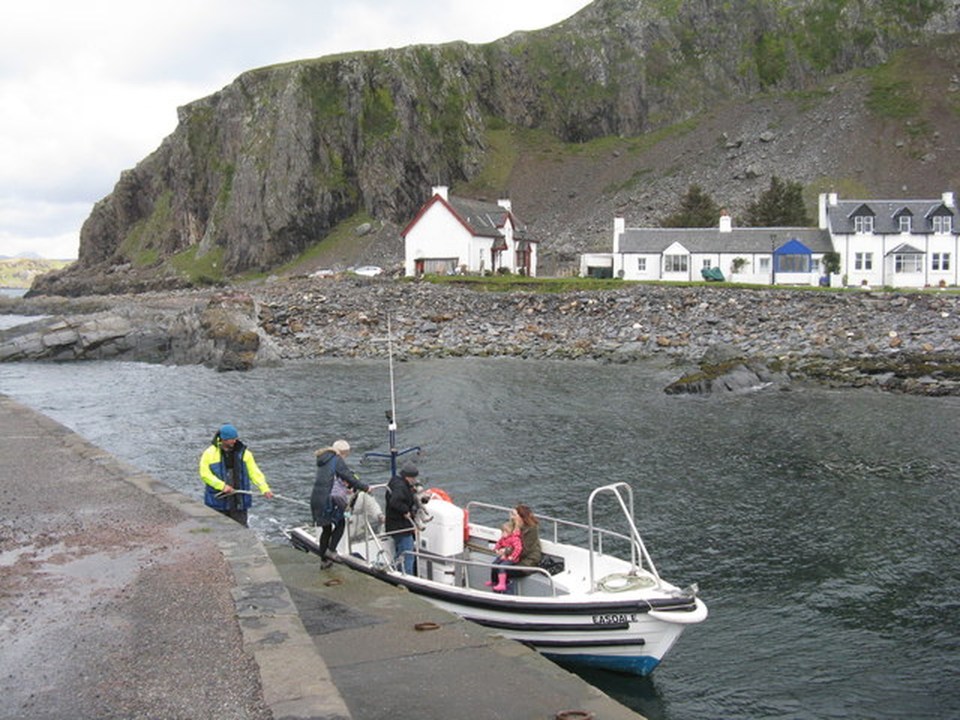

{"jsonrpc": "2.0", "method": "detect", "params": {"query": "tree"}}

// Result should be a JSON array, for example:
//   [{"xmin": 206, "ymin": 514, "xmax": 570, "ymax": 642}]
[
  {"xmin": 660, "ymin": 185, "xmax": 722, "ymax": 228},
  {"xmin": 743, "ymin": 176, "xmax": 811, "ymax": 226}
]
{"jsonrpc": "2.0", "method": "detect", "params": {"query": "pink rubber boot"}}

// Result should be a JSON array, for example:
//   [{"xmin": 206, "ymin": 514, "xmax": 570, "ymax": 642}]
[{"xmin": 492, "ymin": 571, "xmax": 508, "ymax": 592}]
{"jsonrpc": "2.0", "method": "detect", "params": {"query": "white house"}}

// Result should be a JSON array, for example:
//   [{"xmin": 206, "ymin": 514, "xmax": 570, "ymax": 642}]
[
  {"xmin": 582, "ymin": 212, "xmax": 833, "ymax": 285},
  {"xmin": 401, "ymin": 186, "xmax": 538, "ymax": 277},
  {"xmin": 582, "ymin": 191, "xmax": 959, "ymax": 289},
  {"xmin": 822, "ymin": 191, "xmax": 957, "ymax": 288}
]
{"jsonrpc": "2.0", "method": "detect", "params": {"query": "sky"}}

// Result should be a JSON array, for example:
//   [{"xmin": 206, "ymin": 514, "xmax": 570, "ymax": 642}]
[{"xmin": 0, "ymin": 1, "xmax": 591, "ymax": 260}]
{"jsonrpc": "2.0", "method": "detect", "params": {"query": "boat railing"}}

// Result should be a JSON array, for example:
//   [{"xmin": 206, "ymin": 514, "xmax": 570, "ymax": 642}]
[
  {"xmin": 587, "ymin": 483, "xmax": 660, "ymax": 590},
  {"xmin": 406, "ymin": 547, "xmax": 560, "ymax": 597},
  {"xmin": 467, "ymin": 485, "xmax": 660, "ymax": 592},
  {"xmin": 347, "ymin": 522, "xmax": 561, "ymax": 597},
  {"xmin": 344, "ymin": 487, "xmax": 560, "ymax": 596}
]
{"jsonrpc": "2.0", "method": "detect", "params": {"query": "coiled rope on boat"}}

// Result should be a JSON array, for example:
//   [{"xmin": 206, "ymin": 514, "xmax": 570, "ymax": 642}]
[{"xmin": 597, "ymin": 572, "xmax": 656, "ymax": 592}]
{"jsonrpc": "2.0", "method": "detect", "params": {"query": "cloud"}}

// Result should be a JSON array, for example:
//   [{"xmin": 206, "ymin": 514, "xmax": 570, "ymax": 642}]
[{"xmin": 0, "ymin": 0, "xmax": 590, "ymax": 259}]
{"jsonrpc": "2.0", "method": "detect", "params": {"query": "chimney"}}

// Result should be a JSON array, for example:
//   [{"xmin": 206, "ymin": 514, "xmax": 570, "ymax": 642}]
[
  {"xmin": 613, "ymin": 217, "xmax": 625, "ymax": 253},
  {"xmin": 432, "ymin": 185, "xmax": 449, "ymax": 201},
  {"xmin": 497, "ymin": 198, "xmax": 512, "ymax": 212},
  {"xmin": 719, "ymin": 210, "xmax": 732, "ymax": 233},
  {"xmin": 818, "ymin": 193, "xmax": 838, "ymax": 229},
  {"xmin": 943, "ymin": 191, "xmax": 956, "ymax": 208}
]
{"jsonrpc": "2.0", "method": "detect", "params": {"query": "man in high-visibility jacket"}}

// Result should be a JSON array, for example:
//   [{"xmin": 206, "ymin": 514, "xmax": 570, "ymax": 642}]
[{"xmin": 199, "ymin": 423, "xmax": 273, "ymax": 526}]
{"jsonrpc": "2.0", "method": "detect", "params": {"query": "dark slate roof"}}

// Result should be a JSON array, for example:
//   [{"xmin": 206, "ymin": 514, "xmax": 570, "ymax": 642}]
[
  {"xmin": 618, "ymin": 227, "xmax": 833, "ymax": 254},
  {"xmin": 447, "ymin": 197, "xmax": 530, "ymax": 240},
  {"xmin": 827, "ymin": 198, "xmax": 956, "ymax": 234}
]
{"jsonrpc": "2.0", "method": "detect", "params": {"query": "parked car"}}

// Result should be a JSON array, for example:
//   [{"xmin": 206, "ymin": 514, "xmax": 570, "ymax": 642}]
[{"xmin": 352, "ymin": 265, "xmax": 383, "ymax": 277}]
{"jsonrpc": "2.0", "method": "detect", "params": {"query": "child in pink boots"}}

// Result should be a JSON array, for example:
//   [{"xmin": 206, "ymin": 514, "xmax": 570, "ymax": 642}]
[{"xmin": 486, "ymin": 520, "xmax": 522, "ymax": 592}]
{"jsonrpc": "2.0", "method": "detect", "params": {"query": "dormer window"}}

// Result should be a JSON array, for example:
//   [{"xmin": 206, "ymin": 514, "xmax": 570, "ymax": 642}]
[
  {"xmin": 932, "ymin": 216, "xmax": 953, "ymax": 234},
  {"xmin": 898, "ymin": 215, "xmax": 912, "ymax": 233},
  {"xmin": 854, "ymin": 215, "xmax": 874, "ymax": 233}
]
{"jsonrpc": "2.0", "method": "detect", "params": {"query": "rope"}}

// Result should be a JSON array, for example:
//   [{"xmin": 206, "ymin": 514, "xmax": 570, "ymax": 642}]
[
  {"xmin": 216, "ymin": 489, "xmax": 309, "ymax": 507},
  {"xmin": 596, "ymin": 572, "xmax": 656, "ymax": 593}
]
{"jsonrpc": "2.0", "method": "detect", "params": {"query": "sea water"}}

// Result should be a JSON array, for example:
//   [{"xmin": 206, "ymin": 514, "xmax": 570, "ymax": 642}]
[{"xmin": 1, "ymin": 356, "xmax": 958, "ymax": 720}]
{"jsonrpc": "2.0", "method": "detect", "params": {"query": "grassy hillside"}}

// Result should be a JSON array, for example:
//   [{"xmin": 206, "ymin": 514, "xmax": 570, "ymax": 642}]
[{"xmin": 0, "ymin": 258, "xmax": 73, "ymax": 288}]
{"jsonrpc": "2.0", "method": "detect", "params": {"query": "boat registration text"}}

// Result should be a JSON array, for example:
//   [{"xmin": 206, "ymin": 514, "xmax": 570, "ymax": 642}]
[{"xmin": 592, "ymin": 613, "xmax": 637, "ymax": 625}]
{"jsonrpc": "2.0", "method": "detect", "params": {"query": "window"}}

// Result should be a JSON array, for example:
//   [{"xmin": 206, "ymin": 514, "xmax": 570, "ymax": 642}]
[
  {"xmin": 894, "ymin": 254, "xmax": 923, "ymax": 273},
  {"xmin": 854, "ymin": 215, "xmax": 874, "ymax": 233},
  {"xmin": 664, "ymin": 255, "xmax": 688, "ymax": 273},
  {"xmin": 702, "ymin": 258, "xmax": 712, "ymax": 270},
  {"xmin": 759, "ymin": 257, "xmax": 770, "ymax": 271},
  {"xmin": 932, "ymin": 216, "xmax": 954, "ymax": 234},
  {"xmin": 933, "ymin": 253, "xmax": 951, "ymax": 271},
  {"xmin": 899, "ymin": 216, "xmax": 912, "ymax": 233},
  {"xmin": 854, "ymin": 252, "xmax": 873, "ymax": 270},
  {"xmin": 637, "ymin": 257, "xmax": 646, "ymax": 272},
  {"xmin": 778, "ymin": 254, "xmax": 810, "ymax": 272}
]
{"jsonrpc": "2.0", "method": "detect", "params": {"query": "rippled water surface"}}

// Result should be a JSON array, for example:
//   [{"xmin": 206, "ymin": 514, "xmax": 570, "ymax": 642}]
[{"xmin": 2, "ymin": 356, "xmax": 958, "ymax": 720}]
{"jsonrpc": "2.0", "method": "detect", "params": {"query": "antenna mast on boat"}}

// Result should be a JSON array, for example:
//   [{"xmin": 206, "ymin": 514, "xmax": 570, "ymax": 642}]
[
  {"xmin": 387, "ymin": 314, "xmax": 398, "ymax": 437},
  {"xmin": 363, "ymin": 313, "xmax": 419, "ymax": 477}
]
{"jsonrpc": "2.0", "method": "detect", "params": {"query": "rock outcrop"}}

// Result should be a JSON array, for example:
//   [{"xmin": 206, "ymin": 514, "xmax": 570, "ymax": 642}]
[
  {"xmin": 0, "ymin": 292, "xmax": 281, "ymax": 371},
  {"xmin": 7, "ymin": 279, "xmax": 960, "ymax": 395}
]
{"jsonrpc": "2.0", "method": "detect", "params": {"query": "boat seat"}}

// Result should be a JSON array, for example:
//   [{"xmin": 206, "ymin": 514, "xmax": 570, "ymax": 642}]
[{"xmin": 538, "ymin": 553, "xmax": 565, "ymax": 575}]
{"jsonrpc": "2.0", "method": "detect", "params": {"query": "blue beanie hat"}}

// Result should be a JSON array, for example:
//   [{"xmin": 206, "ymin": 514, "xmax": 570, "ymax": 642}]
[{"xmin": 219, "ymin": 424, "xmax": 239, "ymax": 440}]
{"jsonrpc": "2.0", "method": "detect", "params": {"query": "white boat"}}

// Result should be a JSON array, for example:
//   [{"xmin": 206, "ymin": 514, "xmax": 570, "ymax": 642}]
[{"xmin": 286, "ymin": 480, "xmax": 707, "ymax": 676}]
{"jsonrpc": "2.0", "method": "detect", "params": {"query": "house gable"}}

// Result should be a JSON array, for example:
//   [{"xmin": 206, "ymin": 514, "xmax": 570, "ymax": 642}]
[
  {"xmin": 403, "ymin": 188, "xmax": 537, "ymax": 277},
  {"xmin": 886, "ymin": 243, "xmax": 924, "ymax": 256},
  {"xmin": 401, "ymin": 194, "xmax": 474, "ymax": 239},
  {"xmin": 847, "ymin": 203, "xmax": 876, "ymax": 219},
  {"xmin": 775, "ymin": 238, "xmax": 812, "ymax": 255},
  {"xmin": 662, "ymin": 241, "xmax": 690, "ymax": 255}
]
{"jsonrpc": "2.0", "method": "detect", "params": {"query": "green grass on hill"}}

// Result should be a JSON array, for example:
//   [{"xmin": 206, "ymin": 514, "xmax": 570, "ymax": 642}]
[{"xmin": 0, "ymin": 258, "xmax": 73, "ymax": 288}]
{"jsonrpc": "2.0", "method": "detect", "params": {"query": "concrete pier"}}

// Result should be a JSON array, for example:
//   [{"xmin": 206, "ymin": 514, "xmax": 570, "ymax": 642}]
[{"xmin": 0, "ymin": 394, "xmax": 643, "ymax": 720}]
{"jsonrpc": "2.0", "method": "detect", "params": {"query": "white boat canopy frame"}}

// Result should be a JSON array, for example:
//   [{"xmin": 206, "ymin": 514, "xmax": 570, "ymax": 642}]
[{"xmin": 587, "ymin": 482, "xmax": 660, "ymax": 591}]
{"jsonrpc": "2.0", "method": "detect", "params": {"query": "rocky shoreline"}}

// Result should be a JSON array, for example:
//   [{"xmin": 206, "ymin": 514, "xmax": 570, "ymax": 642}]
[{"xmin": 3, "ymin": 276, "xmax": 960, "ymax": 395}]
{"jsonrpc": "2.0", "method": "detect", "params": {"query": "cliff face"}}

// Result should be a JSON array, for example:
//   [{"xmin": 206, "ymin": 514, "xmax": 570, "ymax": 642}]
[{"xmin": 31, "ymin": 0, "xmax": 960, "ymax": 296}]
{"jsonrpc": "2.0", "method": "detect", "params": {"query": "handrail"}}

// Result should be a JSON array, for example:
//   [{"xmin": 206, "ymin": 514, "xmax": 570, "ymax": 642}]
[
  {"xmin": 343, "ymin": 497, "xmax": 560, "ymax": 596},
  {"xmin": 464, "ymin": 500, "xmax": 634, "ymax": 546},
  {"xmin": 587, "ymin": 483, "xmax": 660, "ymax": 591},
  {"xmin": 467, "ymin": 489, "xmax": 657, "ymax": 594},
  {"xmin": 348, "ymin": 486, "xmax": 653, "ymax": 596},
  {"xmin": 398, "ymin": 546, "xmax": 560, "ymax": 596}
]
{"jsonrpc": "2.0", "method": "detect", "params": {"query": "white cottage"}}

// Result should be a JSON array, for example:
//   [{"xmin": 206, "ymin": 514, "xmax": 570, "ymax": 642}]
[
  {"xmin": 401, "ymin": 186, "xmax": 538, "ymax": 277},
  {"xmin": 821, "ymin": 191, "xmax": 958, "ymax": 288},
  {"xmin": 582, "ymin": 213, "xmax": 833, "ymax": 285},
  {"xmin": 583, "ymin": 191, "xmax": 959, "ymax": 288}
]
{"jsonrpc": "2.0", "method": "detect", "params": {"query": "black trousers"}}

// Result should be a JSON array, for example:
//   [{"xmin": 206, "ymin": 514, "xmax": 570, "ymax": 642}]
[{"xmin": 319, "ymin": 520, "xmax": 346, "ymax": 556}]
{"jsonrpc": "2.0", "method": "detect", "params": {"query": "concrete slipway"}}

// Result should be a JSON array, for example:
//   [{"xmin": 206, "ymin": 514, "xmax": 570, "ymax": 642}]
[{"xmin": 0, "ymin": 394, "xmax": 643, "ymax": 720}]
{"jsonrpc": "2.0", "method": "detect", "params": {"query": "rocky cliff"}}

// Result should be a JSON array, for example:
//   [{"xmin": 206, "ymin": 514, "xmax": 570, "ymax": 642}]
[{"xmin": 30, "ymin": 0, "xmax": 960, "ymax": 296}]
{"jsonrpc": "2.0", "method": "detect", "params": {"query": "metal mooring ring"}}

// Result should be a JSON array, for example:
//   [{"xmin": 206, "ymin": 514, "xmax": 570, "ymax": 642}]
[
  {"xmin": 414, "ymin": 621, "xmax": 440, "ymax": 631},
  {"xmin": 555, "ymin": 712, "xmax": 594, "ymax": 720},
  {"xmin": 323, "ymin": 578, "xmax": 343, "ymax": 587}
]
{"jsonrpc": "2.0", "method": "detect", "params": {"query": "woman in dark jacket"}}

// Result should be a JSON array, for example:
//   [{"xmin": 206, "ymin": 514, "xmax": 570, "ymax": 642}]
[
  {"xmin": 513, "ymin": 504, "xmax": 542, "ymax": 568},
  {"xmin": 310, "ymin": 439, "xmax": 368, "ymax": 568},
  {"xmin": 499, "ymin": 503, "xmax": 542, "ymax": 592}
]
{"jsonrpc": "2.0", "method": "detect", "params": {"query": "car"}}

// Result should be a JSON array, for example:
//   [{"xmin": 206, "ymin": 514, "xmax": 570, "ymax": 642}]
[{"xmin": 352, "ymin": 265, "xmax": 383, "ymax": 277}]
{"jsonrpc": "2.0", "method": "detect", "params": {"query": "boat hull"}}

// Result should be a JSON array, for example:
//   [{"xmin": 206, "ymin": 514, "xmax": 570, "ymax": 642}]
[{"xmin": 286, "ymin": 524, "xmax": 706, "ymax": 677}]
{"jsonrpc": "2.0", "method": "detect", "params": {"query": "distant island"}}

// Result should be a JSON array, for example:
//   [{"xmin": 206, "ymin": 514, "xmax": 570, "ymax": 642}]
[{"xmin": 0, "ymin": 258, "xmax": 73, "ymax": 288}]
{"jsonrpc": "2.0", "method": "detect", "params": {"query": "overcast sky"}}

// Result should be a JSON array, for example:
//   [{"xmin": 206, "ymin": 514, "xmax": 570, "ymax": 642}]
[{"xmin": 0, "ymin": 1, "xmax": 591, "ymax": 259}]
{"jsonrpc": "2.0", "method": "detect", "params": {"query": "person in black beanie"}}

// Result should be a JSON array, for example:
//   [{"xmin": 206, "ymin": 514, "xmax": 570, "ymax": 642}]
[{"xmin": 385, "ymin": 462, "xmax": 420, "ymax": 575}]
